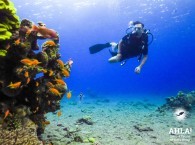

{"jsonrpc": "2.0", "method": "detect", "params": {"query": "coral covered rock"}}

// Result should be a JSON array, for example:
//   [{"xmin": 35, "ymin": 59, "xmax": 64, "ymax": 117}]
[
  {"xmin": 0, "ymin": 1, "xmax": 73, "ymax": 143},
  {"xmin": 0, "ymin": 120, "xmax": 43, "ymax": 145},
  {"xmin": 0, "ymin": 0, "xmax": 20, "ymax": 41},
  {"xmin": 157, "ymin": 91, "xmax": 195, "ymax": 113}
]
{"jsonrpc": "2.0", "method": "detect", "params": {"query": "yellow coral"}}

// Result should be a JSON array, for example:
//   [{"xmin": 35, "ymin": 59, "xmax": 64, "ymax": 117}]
[{"xmin": 0, "ymin": 0, "xmax": 20, "ymax": 41}]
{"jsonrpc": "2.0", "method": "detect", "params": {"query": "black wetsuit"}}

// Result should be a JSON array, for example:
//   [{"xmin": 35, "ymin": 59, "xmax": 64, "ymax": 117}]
[{"xmin": 120, "ymin": 32, "xmax": 148, "ymax": 61}]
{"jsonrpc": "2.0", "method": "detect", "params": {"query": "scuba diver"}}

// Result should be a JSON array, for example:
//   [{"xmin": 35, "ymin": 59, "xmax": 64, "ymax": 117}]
[{"xmin": 89, "ymin": 21, "xmax": 153, "ymax": 74}]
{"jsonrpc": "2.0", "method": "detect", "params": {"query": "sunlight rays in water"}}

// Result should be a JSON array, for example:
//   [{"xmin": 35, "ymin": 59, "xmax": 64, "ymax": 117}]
[{"xmin": 12, "ymin": 0, "xmax": 194, "ymax": 46}]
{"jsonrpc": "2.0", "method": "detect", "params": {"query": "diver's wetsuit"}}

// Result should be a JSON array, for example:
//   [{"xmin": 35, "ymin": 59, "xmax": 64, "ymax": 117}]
[{"xmin": 119, "ymin": 32, "xmax": 148, "ymax": 61}]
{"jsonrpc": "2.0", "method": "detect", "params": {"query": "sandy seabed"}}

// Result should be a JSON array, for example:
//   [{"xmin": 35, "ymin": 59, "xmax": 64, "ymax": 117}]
[{"xmin": 42, "ymin": 95, "xmax": 195, "ymax": 145}]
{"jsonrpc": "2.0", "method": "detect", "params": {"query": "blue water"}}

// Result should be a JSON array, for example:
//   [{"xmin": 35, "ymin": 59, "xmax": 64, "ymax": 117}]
[{"xmin": 12, "ymin": 0, "xmax": 195, "ymax": 99}]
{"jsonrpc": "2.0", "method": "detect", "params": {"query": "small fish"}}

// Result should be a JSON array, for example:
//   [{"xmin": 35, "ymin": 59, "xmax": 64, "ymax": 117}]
[
  {"xmin": 177, "ymin": 112, "xmax": 184, "ymax": 116},
  {"xmin": 57, "ymin": 111, "xmax": 62, "ymax": 117},
  {"xmin": 49, "ymin": 88, "xmax": 62, "ymax": 97},
  {"xmin": 24, "ymin": 71, "xmax": 29, "ymax": 78},
  {"xmin": 26, "ymin": 78, "xmax": 30, "ymax": 84},
  {"xmin": 66, "ymin": 91, "xmax": 72, "ymax": 99},
  {"xmin": 41, "ymin": 69, "xmax": 47, "ymax": 73},
  {"xmin": 30, "ymin": 59, "xmax": 41, "ymax": 66},
  {"xmin": 35, "ymin": 81, "xmax": 39, "ymax": 87},
  {"xmin": 67, "ymin": 59, "xmax": 73, "ymax": 67},
  {"xmin": 14, "ymin": 38, "xmax": 20, "ymax": 45},
  {"xmin": 79, "ymin": 92, "xmax": 84, "ymax": 101},
  {"xmin": 62, "ymin": 69, "xmax": 70, "ymax": 77},
  {"xmin": 56, "ymin": 59, "xmax": 65, "ymax": 69},
  {"xmin": 55, "ymin": 79, "xmax": 65, "ymax": 85},
  {"xmin": 7, "ymin": 82, "xmax": 21, "ymax": 89},
  {"xmin": 48, "ymin": 70, "xmax": 54, "ymax": 76},
  {"xmin": 42, "ymin": 120, "xmax": 50, "ymax": 125},
  {"xmin": 17, "ymin": 68, "xmax": 23, "ymax": 73},
  {"xmin": 4, "ymin": 110, "xmax": 10, "ymax": 119},
  {"xmin": 46, "ymin": 82, "xmax": 54, "ymax": 88},
  {"xmin": 20, "ymin": 59, "xmax": 41, "ymax": 67},
  {"xmin": 20, "ymin": 58, "xmax": 33, "ymax": 65}
]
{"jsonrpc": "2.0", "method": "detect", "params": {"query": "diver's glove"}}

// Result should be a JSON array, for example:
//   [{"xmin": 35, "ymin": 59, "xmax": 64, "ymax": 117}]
[{"xmin": 134, "ymin": 66, "xmax": 141, "ymax": 74}]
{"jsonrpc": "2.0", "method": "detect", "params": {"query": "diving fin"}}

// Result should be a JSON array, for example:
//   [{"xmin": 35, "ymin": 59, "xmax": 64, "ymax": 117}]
[{"xmin": 89, "ymin": 43, "xmax": 111, "ymax": 54}]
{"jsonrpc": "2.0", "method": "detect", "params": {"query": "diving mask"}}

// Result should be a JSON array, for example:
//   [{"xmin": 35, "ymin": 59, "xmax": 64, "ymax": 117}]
[
  {"xmin": 126, "ymin": 24, "xmax": 143, "ymax": 35},
  {"xmin": 132, "ymin": 24, "xmax": 143, "ymax": 34}
]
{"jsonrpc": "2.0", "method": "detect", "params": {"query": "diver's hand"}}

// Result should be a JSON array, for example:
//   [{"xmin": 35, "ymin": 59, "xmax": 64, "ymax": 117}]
[{"xmin": 134, "ymin": 66, "xmax": 141, "ymax": 74}]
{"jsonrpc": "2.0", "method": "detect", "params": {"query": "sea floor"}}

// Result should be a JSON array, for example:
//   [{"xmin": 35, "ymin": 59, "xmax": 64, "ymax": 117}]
[{"xmin": 42, "ymin": 95, "xmax": 195, "ymax": 145}]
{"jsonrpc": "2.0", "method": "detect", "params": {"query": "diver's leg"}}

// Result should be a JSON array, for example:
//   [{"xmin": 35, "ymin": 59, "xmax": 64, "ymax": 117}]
[
  {"xmin": 108, "ymin": 40, "xmax": 123, "ymax": 63},
  {"xmin": 110, "ymin": 42, "xmax": 117, "ymax": 48},
  {"xmin": 108, "ymin": 53, "xmax": 122, "ymax": 63},
  {"xmin": 109, "ymin": 42, "xmax": 118, "ymax": 56}
]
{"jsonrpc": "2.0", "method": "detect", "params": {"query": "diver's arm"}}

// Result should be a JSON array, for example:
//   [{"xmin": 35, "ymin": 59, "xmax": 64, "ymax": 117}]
[
  {"xmin": 134, "ymin": 55, "xmax": 148, "ymax": 74},
  {"xmin": 139, "ymin": 55, "xmax": 148, "ymax": 68}
]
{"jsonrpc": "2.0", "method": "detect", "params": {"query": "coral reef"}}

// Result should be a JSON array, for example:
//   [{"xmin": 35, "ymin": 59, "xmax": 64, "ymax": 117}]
[
  {"xmin": 157, "ymin": 91, "xmax": 195, "ymax": 112},
  {"xmin": 0, "ymin": 1, "xmax": 73, "ymax": 144},
  {"xmin": 0, "ymin": 119, "xmax": 42, "ymax": 145},
  {"xmin": 0, "ymin": 0, "xmax": 20, "ymax": 41}
]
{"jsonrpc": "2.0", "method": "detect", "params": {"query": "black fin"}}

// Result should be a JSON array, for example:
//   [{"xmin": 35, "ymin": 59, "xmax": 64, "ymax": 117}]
[{"xmin": 89, "ymin": 43, "xmax": 111, "ymax": 54}]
